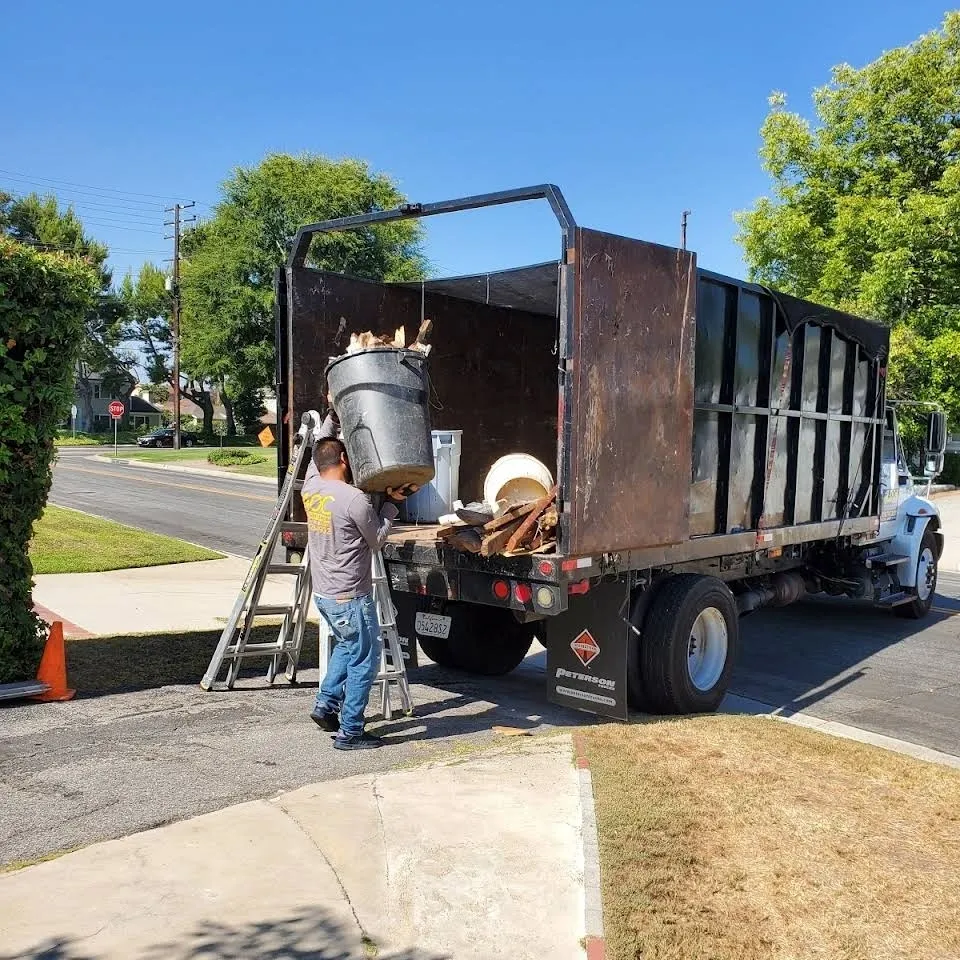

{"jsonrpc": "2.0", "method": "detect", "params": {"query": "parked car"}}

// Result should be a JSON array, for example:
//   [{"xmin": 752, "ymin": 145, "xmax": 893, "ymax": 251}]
[{"xmin": 136, "ymin": 427, "xmax": 200, "ymax": 448}]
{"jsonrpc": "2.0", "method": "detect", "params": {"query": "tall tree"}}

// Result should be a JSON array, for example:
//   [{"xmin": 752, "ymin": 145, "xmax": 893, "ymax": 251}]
[
  {"xmin": 180, "ymin": 153, "xmax": 428, "ymax": 401},
  {"xmin": 122, "ymin": 261, "xmax": 218, "ymax": 435},
  {"xmin": 735, "ymin": 13, "xmax": 960, "ymax": 424},
  {"xmin": 0, "ymin": 191, "xmax": 132, "ymax": 430}
]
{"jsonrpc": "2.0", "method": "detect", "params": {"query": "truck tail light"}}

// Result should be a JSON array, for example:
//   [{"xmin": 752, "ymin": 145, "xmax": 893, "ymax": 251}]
[
  {"xmin": 492, "ymin": 580, "xmax": 510, "ymax": 601},
  {"xmin": 538, "ymin": 560, "xmax": 555, "ymax": 577},
  {"xmin": 281, "ymin": 531, "xmax": 295, "ymax": 547},
  {"xmin": 536, "ymin": 586, "xmax": 556, "ymax": 609},
  {"xmin": 514, "ymin": 583, "xmax": 533, "ymax": 604}
]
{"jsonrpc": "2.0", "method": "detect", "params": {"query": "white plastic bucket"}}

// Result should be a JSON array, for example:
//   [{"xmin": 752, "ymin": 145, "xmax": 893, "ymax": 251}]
[
  {"xmin": 402, "ymin": 430, "xmax": 463, "ymax": 523},
  {"xmin": 483, "ymin": 454, "xmax": 554, "ymax": 509}
]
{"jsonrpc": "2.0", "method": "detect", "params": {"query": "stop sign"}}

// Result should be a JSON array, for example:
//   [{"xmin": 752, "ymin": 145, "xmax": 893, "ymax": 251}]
[{"xmin": 108, "ymin": 400, "xmax": 124, "ymax": 419}]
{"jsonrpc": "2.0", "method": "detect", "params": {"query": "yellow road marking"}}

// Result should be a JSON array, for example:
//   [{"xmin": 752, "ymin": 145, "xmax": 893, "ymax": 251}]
[{"xmin": 56, "ymin": 464, "xmax": 275, "ymax": 502}]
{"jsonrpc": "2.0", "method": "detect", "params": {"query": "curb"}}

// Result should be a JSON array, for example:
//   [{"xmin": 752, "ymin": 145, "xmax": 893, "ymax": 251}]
[
  {"xmin": 572, "ymin": 734, "xmax": 605, "ymax": 960},
  {"xmin": 32, "ymin": 602, "xmax": 94, "ymax": 640},
  {"xmin": 722, "ymin": 693, "xmax": 960, "ymax": 770},
  {"xmin": 89, "ymin": 455, "xmax": 277, "ymax": 486}
]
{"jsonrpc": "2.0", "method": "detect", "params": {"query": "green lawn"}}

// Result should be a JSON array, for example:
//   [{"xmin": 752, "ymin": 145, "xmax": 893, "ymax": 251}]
[
  {"xmin": 113, "ymin": 446, "xmax": 277, "ymax": 478},
  {"xmin": 30, "ymin": 505, "xmax": 223, "ymax": 574}
]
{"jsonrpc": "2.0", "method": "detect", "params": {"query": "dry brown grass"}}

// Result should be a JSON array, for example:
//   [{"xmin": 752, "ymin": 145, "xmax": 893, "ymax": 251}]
[{"xmin": 583, "ymin": 715, "xmax": 960, "ymax": 960}]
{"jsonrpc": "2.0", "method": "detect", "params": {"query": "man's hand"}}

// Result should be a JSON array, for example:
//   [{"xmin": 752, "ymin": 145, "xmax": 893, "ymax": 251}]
[{"xmin": 386, "ymin": 484, "xmax": 420, "ymax": 502}]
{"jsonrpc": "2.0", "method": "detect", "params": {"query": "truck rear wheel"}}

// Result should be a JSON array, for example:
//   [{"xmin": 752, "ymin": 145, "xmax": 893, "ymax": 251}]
[
  {"xmin": 895, "ymin": 528, "xmax": 938, "ymax": 620},
  {"xmin": 416, "ymin": 602, "xmax": 536, "ymax": 676},
  {"xmin": 640, "ymin": 574, "xmax": 738, "ymax": 714}
]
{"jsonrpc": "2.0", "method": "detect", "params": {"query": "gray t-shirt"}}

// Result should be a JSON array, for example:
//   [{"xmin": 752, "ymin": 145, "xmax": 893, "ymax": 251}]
[{"xmin": 301, "ymin": 414, "xmax": 397, "ymax": 598}]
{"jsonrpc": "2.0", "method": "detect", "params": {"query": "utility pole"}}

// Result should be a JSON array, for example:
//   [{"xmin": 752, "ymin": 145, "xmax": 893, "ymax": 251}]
[
  {"xmin": 164, "ymin": 202, "xmax": 195, "ymax": 450},
  {"xmin": 681, "ymin": 210, "xmax": 692, "ymax": 252}
]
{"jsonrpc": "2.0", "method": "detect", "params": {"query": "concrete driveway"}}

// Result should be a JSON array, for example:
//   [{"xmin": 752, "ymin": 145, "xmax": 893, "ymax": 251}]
[{"xmin": 0, "ymin": 736, "xmax": 585, "ymax": 960}]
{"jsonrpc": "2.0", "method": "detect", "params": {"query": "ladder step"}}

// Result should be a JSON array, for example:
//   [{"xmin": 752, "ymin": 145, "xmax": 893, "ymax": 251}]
[
  {"xmin": 281, "ymin": 521, "xmax": 308, "ymax": 532},
  {"xmin": 877, "ymin": 591, "xmax": 911, "ymax": 606},
  {"xmin": 226, "ymin": 641, "xmax": 300, "ymax": 657},
  {"xmin": 267, "ymin": 563, "xmax": 305, "ymax": 575},
  {"xmin": 866, "ymin": 553, "xmax": 911, "ymax": 568},
  {"xmin": 251, "ymin": 604, "xmax": 295, "ymax": 616}
]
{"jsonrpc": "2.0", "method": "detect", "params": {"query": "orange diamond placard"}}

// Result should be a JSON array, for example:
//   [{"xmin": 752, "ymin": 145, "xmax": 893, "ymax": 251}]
[
  {"xmin": 258, "ymin": 426, "xmax": 275, "ymax": 447},
  {"xmin": 571, "ymin": 629, "xmax": 600, "ymax": 667}
]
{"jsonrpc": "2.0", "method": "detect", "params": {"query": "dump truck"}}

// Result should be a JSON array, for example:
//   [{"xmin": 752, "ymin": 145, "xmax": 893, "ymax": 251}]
[{"xmin": 275, "ymin": 184, "xmax": 947, "ymax": 720}]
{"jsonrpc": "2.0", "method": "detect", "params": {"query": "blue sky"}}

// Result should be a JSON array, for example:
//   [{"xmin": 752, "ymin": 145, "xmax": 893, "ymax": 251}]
[{"xmin": 2, "ymin": 1, "xmax": 953, "ymax": 285}]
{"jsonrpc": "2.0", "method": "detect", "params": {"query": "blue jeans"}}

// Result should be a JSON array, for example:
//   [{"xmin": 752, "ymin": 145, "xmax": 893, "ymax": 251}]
[{"xmin": 314, "ymin": 594, "xmax": 382, "ymax": 737}]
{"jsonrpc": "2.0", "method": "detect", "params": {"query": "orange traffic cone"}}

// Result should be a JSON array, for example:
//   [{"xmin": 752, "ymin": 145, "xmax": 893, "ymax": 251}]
[{"xmin": 31, "ymin": 621, "xmax": 75, "ymax": 702}]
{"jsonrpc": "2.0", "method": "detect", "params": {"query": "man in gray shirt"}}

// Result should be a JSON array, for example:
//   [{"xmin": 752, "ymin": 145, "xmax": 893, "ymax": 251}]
[{"xmin": 302, "ymin": 410, "xmax": 415, "ymax": 750}]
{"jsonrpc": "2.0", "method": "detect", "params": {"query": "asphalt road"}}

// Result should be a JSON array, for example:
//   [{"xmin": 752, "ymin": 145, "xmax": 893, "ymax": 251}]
[
  {"xmin": 2, "ymin": 447, "xmax": 954, "ymax": 867},
  {"xmin": 50, "ymin": 447, "xmax": 276, "ymax": 557}
]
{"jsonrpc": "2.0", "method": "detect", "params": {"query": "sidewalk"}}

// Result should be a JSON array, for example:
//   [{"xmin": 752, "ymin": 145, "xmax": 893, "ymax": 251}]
[
  {"xmin": 90, "ymin": 453, "xmax": 276, "ymax": 485},
  {"xmin": 32, "ymin": 556, "xmax": 316, "ymax": 635},
  {"xmin": 0, "ymin": 736, "xmax": 586, "ymax": 960}
]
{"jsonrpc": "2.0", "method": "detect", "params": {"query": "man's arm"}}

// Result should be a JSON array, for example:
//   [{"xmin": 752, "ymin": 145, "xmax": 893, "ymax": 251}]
[
  {"xmin": 349, "ymin": 496, "xmax": 399, "ymax": 551},
  {"xmin": 304, "ymin": 412, "xmax": 341, "ymax": 482}
]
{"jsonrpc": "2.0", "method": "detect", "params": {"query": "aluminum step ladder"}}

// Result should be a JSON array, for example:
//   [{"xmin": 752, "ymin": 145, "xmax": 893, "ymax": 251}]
[
  {"xmin": 202, "ymin": 410, "xmax": 415, "ymax": 721},
  {"xmin": 200, "ymin": 410, "xmax": 322, "ymax": 691},
  {"xmin": 317, "ymin": 546, "xmax": 413, "ymax": 720}
]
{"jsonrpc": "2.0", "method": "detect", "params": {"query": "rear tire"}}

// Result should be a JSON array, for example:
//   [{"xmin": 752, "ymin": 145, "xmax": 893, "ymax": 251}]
[
  {"xmin": 895, "ymin": 529, "xmax": 938, "ymax": 620},
  {"xmin": 413, "ymin": 601, "xmax": 536, "ymax": 676},
  {"xmin": 640, "ymin": 574, "xmax": 738, "ymax": 714}
]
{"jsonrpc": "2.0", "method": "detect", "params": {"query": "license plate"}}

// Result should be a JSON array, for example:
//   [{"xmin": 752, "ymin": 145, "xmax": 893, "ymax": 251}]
[{"xmin": 415, "ymin": 612, "xmax": 452, "ymax": 639}]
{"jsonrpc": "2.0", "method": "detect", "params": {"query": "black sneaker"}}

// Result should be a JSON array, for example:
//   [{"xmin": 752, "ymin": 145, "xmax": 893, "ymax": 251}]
[
  {"xmin": 310, "ymin": 707, "xmax": 340, "ymax": 732},
  {"xmin": 333, "ymin": 731, "xmax": 382, "ymax": 751}
]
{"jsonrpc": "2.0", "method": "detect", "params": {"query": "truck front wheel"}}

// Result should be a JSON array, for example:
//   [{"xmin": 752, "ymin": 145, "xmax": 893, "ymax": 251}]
[
  {"xmin": 895, "ymin": 529, "xmax": 938, "ymax": 620},
  {"xmin": 417, "ymin": 602, "xmax": 536, "ymax": 676},
  {"xmin": 640, "ymin": 574, "xmax": 739, "ymax": 714}
]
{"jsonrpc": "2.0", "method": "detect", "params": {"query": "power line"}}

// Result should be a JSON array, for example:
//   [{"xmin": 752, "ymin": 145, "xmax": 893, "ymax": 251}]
[
  {"xmin": 1, "ymin": 177, "xmax": 165, "ymax": 211},
  {"xmin": 0, "ymin": 167, "xmax": 188, "ymax": 203},
  {"xmin": 7, "ymin": 238, "xmax": 164, "ymax": 256},
  {"xmin": 78, "ymin": 221, "xmax": 163, "ymax": 234},
  {"xmin": 6, "ymin": 190, "xmax": 166, "ymax": 220}
]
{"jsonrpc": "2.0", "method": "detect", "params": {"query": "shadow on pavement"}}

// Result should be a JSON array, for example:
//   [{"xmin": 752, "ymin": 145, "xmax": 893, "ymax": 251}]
[
  {"xmin": 1, "ymin": 907, "xmax": 448, "ymax": 960},
  {"xmin": 732, "ymin": 587, "xmax": 960, "ymax": 719}
]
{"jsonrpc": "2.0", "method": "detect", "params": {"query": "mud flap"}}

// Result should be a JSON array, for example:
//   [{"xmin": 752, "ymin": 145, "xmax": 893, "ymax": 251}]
[{"xmin": 545, "ymin": 579, "xmax": 629, "ymax": 720}]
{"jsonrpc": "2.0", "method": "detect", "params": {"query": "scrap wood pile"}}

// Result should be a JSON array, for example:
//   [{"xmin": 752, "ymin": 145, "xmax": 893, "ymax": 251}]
[
  {"xmin": 345, "ymin": 318, "xmax": 433, "ymax": 356},
  {"xmin": 436, "ymin": 486, "xmax": 559, "ymax": 557}
]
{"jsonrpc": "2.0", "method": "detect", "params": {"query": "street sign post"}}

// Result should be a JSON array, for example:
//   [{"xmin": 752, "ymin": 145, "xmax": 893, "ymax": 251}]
[{"xmin": 109, "ymin": 400, "xmax": 124, "ymax": 459}]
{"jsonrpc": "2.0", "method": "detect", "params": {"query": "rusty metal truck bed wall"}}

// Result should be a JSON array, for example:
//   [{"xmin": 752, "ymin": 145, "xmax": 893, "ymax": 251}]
[
  {"xmin": 283, "ymin": 266, "xmax": 558, "ymax": 504},
  {"xmin": 566, "ymin": 229, "xmax": 697, "ymax": 556}
]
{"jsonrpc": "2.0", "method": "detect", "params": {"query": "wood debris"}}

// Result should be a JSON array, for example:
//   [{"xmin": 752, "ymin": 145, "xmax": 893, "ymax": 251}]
[
  {"xmin": 345, "ymin": 319, "xmax": 433, "ymax": 356},
  {"xmin": 440, "ymin": 487, "xmax": 558, "ymax": 557}
]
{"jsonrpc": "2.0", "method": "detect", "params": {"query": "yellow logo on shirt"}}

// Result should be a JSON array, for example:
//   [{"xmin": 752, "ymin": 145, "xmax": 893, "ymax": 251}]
[{"xmin": 303, "ymin": 493, "xmax": 335, "ymax": 535}]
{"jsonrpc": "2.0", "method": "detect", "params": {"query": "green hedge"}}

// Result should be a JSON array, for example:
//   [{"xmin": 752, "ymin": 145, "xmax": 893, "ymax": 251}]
[
  {"xmin": 208, "ymin": 448, "xmax": 267, "ymax": 467},
  {"xmin": 0, "ymin": 239, "xmax": 98, "ymax": 682}
]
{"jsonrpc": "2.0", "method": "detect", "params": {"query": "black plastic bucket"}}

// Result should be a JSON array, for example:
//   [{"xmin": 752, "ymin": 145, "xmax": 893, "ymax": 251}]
[{"xmin": 325, "ymin": 348, "xmax": 436, "ymax": 493}]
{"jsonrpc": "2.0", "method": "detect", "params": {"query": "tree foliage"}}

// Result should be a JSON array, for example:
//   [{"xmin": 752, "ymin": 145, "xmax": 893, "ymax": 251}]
[
  {"xmin": 736, "ymin": 13, "xmax": 960, "ymax": 422},
  {"xmin": 1, "ymin": 192, "xmax": 131, "ymax": 428},
  {"xmin": 180, "ymin": 153, "xmax": 428, "ymax": 393},
  {"xmin": 0, "ymin": 238, "xmax": 98, "ymax": 681}
]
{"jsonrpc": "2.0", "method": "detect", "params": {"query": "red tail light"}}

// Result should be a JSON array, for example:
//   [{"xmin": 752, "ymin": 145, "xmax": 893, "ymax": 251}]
[
  {"xmin": 492, "ymin": 580, "xmax": 510, "ymax": 601},
  {"xmin": 514, "ymin": 583, "xmax": 533, "ymax": 604}
]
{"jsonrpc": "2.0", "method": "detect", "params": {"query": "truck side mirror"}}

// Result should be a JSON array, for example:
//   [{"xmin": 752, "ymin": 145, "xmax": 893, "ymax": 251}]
[
  {"xmin": 926, "ymin": 410, "xmax": 947, "ymax": 457},
  {"xmin": 924, "ymin": 452, "xmax": 945, "ymax": 479}
]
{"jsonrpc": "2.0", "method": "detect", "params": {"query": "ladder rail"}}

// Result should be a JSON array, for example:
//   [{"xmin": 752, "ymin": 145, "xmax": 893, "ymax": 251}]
[{"xmin": 201, "ymin": 411, "xmax": 320, "ymax": 691}]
